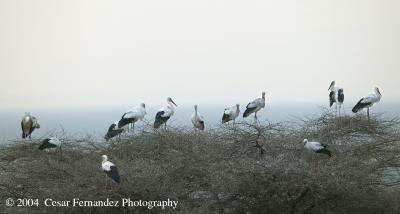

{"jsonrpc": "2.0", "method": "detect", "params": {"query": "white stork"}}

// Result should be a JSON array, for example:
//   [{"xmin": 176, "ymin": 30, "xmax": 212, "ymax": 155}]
[
  {"xmin": 222, "ymin": 104, "xmax": 240, "ymax": 124},
  {"xmin": 191, "ymin": 105, "xmax": 205, "ymax": 130},
  {"xmin": 21, "ymin": 112, "xmax": 40, "ymax": 139},
  {"xmin": 328, "ymin": 81, "xmax": 344, "ymax": 116},
  {"xmin": 352, "ymin": 87, "xmax": 382, "ymax": 120},
  {"xmin": 154, "ymin": 97, "xmax": 177, "ymax": 129},
  {"xmin": 105, "ymin": 121, "xmax": 125, "ymax": 141},
  {"xmin": 303, "ymin": 139, "xmax": 332, "ymax": 157},
  {"xmin": 38, "ymin": 137, "xmax": 62, "ymax": 152},
  {"xmin": 101, "ymin": 155, "xmax": 120, "ymax": 190},
  {"xmin": 243, "ymin": 92, "xmax": 266, "ymax": 124},
  {"xmin": 118, "ymin": 103, "xmax": 146, "ymax": 132}
]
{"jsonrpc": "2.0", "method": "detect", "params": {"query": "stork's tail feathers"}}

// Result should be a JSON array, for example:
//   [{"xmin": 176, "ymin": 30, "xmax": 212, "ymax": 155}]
[
  {"xmin": 316, "ymin": 148, "xmax": 332, "ymax": 157},
  {"xmin": 329, "ymin": 91, "xmax": 335, "ymax": 107},
  {"xmin": 38, "ymin": 141, "xmax": 57, "ymax": 150},
  {"xmin": 153, "ymin": 121, "xmax": 162, "ymax": 129},
  {"xmin": 199, "ymin": 121, "xmax": 205, "ymax": 130},
  {"xmin": 222, "ymin": 114, "xmax": 230, "ymax": 123},
  {"xmin": 352, "ymin": 99, "xmax": 369, "ymax": 113},
  {"xmin": 243, "ymin": 108, "xmax": 254, "ymax": 118}
]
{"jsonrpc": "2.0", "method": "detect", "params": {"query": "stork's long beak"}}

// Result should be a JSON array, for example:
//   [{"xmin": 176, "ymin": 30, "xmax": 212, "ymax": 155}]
[{"xmin": 171, "ymin": 100, "xmax": 178, "ymax": 107}]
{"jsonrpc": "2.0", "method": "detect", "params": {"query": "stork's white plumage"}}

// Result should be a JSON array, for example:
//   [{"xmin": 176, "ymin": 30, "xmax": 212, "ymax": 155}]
[
  {"xmin": 243, "ymin": 92, "xmax": 266, "ymax": 124},
  {"xmin": 191, "ymin": 105, "xmax": 205, "ymax": 130},
  {"xmin": 38, "ymin": 137, "xmax": 62, "ymax": 151},
  {"xmin": 303, "ymin": 139, "xmax": 331, "ymax": 157},
  {"xmin": 328, "ymin": 81, "xmax": 344, "ymax": 116},
  {"xmin": 154, "ymin": 97, "xmax": 177, "ymax": 129},
  {"xmin": 352, "ymin": 87, "xmax": 382, "ymax": 120},
  {"xmin": 21, "ymin": 112, "xmax": 40, "ymax": 139},
  {"xmin": 222, "ymin": 104, "xmax": 240, "ymax": 124},
  {"xmin": 118, "ymin": 103, "xmax": 146, "ymax": 132},
  {"xmin": 102, "ymin": 155, "xmax": 120, "ymax": 189}
]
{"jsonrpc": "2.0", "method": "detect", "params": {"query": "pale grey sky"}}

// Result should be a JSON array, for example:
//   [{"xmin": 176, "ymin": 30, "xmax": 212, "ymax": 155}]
[{"xmin": 0, "ymin": 0, "xmax": 399, "ymax": 109}]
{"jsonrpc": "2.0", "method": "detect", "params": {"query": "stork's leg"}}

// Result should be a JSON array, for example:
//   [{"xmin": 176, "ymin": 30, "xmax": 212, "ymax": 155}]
[
  {"xmin": 105, "ymin": 175, "xmax": 108, "ymax": 190},
  {"xmin": 336, "ymin": 103, "xmax": 338, "ymax": 116},
  {"xmin": 164, "ymin": 123, "xmax": 167, "ymax": 130},
  {"xmin": 367, "ymin": 108, "xmax": 370, "ymax": 121}
]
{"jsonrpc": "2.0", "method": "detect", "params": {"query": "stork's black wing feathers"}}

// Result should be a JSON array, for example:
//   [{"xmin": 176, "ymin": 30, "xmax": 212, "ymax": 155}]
[
  {"xmin": 105, "ymin": 166, "xmax": 120, "ymax": 183},
  {"xmin": 329, "ymin": 91, "xmax": 336, "ymax": 107},
  {"xmin": 154, "ymin": 111, "xmax": 170, "ymax": 128},
  {"xmin": 38, "ymin": 138, "xmax": 58, "ymax": 150},
  {"xmin": 105, "ymin": 123, "xmax": 123, "ymax": 141},
  {"xmin": 316, "ymin": 148, "xmax": 332, "ymax": 157},
  {"xmin": 118, "ymin": 114, "xmax": 136, "ymax": 128},
  {"xmin": 198, "ymin": 120, "xmax": 205, "ymax": 130},
  {"xmin": 352, "ymin": 98, "xmax": 371, "ymax": 113},
  {"xmin": 337, "ymin": 89, "xmax": 344, "ymax": 104},
  {"xmin": 243, "ymin": 106, "xmax": 256, "ymax": 118},
  {"xmin": 222, "ymin": 113, "xmax": 231, "ymax": 123}
]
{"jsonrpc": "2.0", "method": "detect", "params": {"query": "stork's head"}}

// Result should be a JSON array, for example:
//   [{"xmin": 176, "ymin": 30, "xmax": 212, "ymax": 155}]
[
  {"xmin": 194, "ymin": 105, "xmax": 198, "ymax": 111},
  {"xmin": 262, "ymin": 91, "xmax": 266, "ymax": 99},
  {"xmin": 141, "ymin": 103, "xmax": 146, "ymax": 108},
  {"xmin": 374, "ymin": 87, "xmax": 382, "ymax": 96},
  {"xmin": 303, "ymin": 139, "xmax": 308, "ymax": 145},
  {"xmin": 167, "ymin": 97, "xmax": 177, "ymax": 107},
  {"xmin": 102, "ymin": 155, "xmax": 108, "ymax": 161},
  {"xmin": 328, "ymin": 81, "xmax": 335, "ymax": 91},
  {"xmin": 236, "ymin": 104, "xmax": 240, "ymax": 109}
]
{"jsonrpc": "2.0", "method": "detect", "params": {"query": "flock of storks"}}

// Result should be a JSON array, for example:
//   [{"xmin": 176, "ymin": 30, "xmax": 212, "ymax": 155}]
[{"xmin": 18, "ymin": 81, "xmax": 382, "ymax": 186}]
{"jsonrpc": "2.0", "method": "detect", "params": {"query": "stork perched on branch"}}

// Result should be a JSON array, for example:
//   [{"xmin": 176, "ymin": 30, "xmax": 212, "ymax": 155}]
[
  {"xmin": 154, "ymin": 97, "xmax": 177, "ymax": 129},
  {"xmin": 243, "ymin": 92, "xmax": 266, "ymax": 125},
  {"xmin": 222, "ymin": 104, "xmax": 240, "ymax": 124},
  {"xmin": 328, "ymin": 81, "xmax": 344, "ymax": 116},
  {"xmin": 352, "ymin": 87, "xmax": 382, "ymax": 121},
  {"xmin": 118, "ymin": 103, "xmax": 146, "ymax": 132},
  {"xmin": 105, "ymin": 121, "xmax": 125, "ymax": 141}
]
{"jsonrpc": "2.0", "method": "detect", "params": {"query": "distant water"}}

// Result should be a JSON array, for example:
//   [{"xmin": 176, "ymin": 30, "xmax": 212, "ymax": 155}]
[{"xmin": 1, "ymin": 103, "xmax": 399, "ymax": 142}]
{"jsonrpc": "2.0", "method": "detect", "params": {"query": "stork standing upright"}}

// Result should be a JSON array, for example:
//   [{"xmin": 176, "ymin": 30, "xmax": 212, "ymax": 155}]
[
  {"xmin": 328, "ymin": 81, "xmax": 344, "ymax": 116},
  {"xmin": 101, "ymin": 155, "xmax": 120, "ymax": 190},
  {"xmin": 191, "ymin": 105, "xmax": 205, "ymax": 130},
  {"xmin": 243, "ymin": 92, "xmax": 266, "ymax": 125},
  {"xmin": 352, "ymin": 87, "xmax": 382, "ymax": 121},
  {"xmin": 154, "ymin": 97, "xmax": 178, "ymax": 129},
  {"xmin": 222, "ymin": 104, "xmax": 240, "ymax": 124},
  {"xmin": 21, "ymin": 112, "xmax": 40, "ymax": 139},
  {"xmin": 118, "ymin": 103, "xmax": 146, "ymax": 132}
]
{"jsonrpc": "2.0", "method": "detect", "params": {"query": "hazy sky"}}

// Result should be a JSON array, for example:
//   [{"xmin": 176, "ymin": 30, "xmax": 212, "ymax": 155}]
[{"xmin": 0, "ymin": 0, "xmax": 399, "ymax": 109}]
